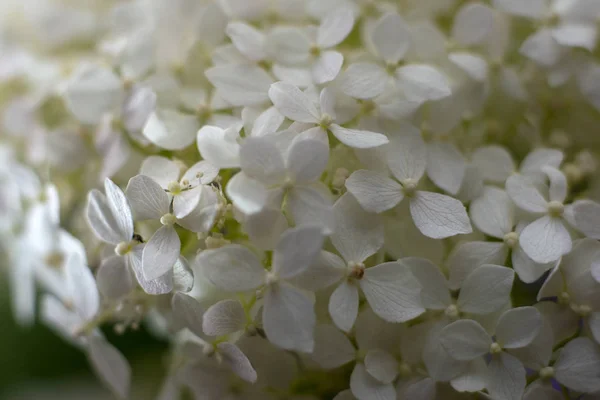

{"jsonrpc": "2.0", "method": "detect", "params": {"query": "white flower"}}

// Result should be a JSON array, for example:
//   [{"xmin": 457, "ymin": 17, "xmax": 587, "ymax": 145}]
[
  {"xmin": 268, "ymin": 8, "xmax": 355, "ymax": 84},
  {"xmin": 294, "ymin": 193, "xmax": 424, "ymax": 331},
  {"xmin": 125, "ymin": 173, "xmax": 219, "ymax": 281},
  {"xmin": 226, "ymin": 135, "xmax": 333, "ymax": 232},
  {"xmin": 440, "ymin": 307, "xmax": 543, "ymax": 400},
  {"xmin": 345, "ymin": 128, "xmax": 472, "ymax": 239},
  {"xmin": 339, "ymin": 13, "xmax": 452, "ymax": 103},
  {"xmin": 470, "ymin": 186, "xmax": 555, "ymax": 282},
  {"xmin": 268, "ymin": 82, "xmax": 389, "ymax": 149},
  {"xmin": 198, "ymin": 225, "xmax": 324, "ymax": 352},
  {"xmin": 506, "ymin": 166, "xmax": 572, "ymax": 263}
]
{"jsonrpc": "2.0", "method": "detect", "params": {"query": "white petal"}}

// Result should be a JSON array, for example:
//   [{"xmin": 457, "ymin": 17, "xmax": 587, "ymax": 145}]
[
  {"xmin": 452, "ymin": 3, "xmax": 494, "ymax": 46},
  {"xmin": 339, "ymin": 63, "xmax": 388, "ymax": 99},
  {"xmin": 360, "ymin": 261, "xmax": 425, "ymax": 323},
  {"xmin": 404, "ymin": 257, "xmax": 451, "ymax": 310},
  {"xmin": 522, "ymin": 382, "xmax": 563, "ymax": 400},
  {"xmin": 199, "ymin": 245, "xmax": 265, "ymax": 292},
  {"xmin": 65, "ymin": 253, "xmax": 99, "ymax": 320},
  {"xmin": 240, "ymin": 136, "xmax": 286, "ymax": 185},
  {"xmin": 331, "ymin": 193, "xmax": 384, "ymax": 263},
  {"xmin": 216, "ymin": 342, "xmax": 257, "ymax": 383},
  {"xmin": 458, "ymin": 264, "xmax": 514, "ymax": 315},
  {"xmin": 268, "ymin": 82, "xmax": 320, "ymax": 123},
  {"xmin": 385, "ymin": 126, "xmax": 427, "ymax": 182},
  {"xmin": 197, "ymin": 125, "xmax": 240, "ymax": 169},
  {"xmin": 96, "ymin": 256, "xmax": 134, "ymax": 299},
  {"xmin": 140, "ymin": 156, "xmax": 180, "ymax": 188},
  {"xmin": 555, "ymin": 337, "xmax": 600, "ymax": 392},
  {"xmin": 426, "ymin": 141, "xmax": 467, "ymax": 195},
  {"xmin": 471, "ymin": 146, "xmax": 515, "ymax": 183},
  {"xmin": 287, "ymin": 186, "xmax": 334, "ymax": 234},
  {"xmin": 181, "ymin": 161, "xmax": 220, "ymax": 186},
  {"xmin": 485, "ymin": 353, "xmax": 526, "ymax": 400},
  {"xmin": 125, "ymin": 175, "xmax": 170, "ymax": 220},
  {"xmin": 492, "ymin": 0, "xmax": 547, "ymax": 18},
  {"xmin": 171, "ymin": 292, "xmax": 205, "ymax": 338},
  {"xmin": 448, "ymin": 52, "xmax": 489, "ymax": 82},
  {"xmin": 266, "ymin": 27, "xmax": 311, "ymax": 66},
  {"xmin": 312, "ymin": 50, "xmax": 344, "ymax": 85},
  {"xmin": 64, "ymin": 64, "xmax": 123, "ymax": 124},
  {"xmin": 263, "ymin": 282, "xmax": 315, "ymax": 353},
  {"xmin": 40, "ymin": 295, "xmax": 82, "ymax": 344},
  {"xmin": 143, "ymin": 109, "xmax": 199, "ymax": 150},
  {"xmin": 574, "ymin": 200, "xmax": 600, "ymax": 239},
  {"xmin": 128, "ymin": 245, "xmax": 173, "ymax": 295},
  {"xmin": 142, "ymin": 225, "xmax": 180, "ymax": 281},
  {"xmin": 123, "ymin": 86, "xmax": 156, "ymax": 132},
  {"xmin": 243, "ymin": 208, "xmax": 288, "ymax": 250},
  {"xmin": 505, "ymin": 175, "xmax": 548, "ymax": 213},
  {"xmin": 286, "ymin": 139, "xmax": 329, "ymax": 183},
  {"xmin": 350, "ymin": 364, "xmax": 396, "ymax": 400},
  {"xmin": 496, "ymin": 307, "xmax": 542, "ymax": 349},
  {"xmin": 470, "ymin": 186, "xmax": 514, "ymax": 238},
  {"xmin": 543, "ymin": 166, "xmax": 568, "ymax": 203},
  {"xmin": 329, "ymin": 281, "xmax": 359, "ymax": 332},
  {"xmin": 371, "ymin": 13, "xmax": 411, "ymax": 64},
  {"xmin": 439, "ymin": 319, "xmax": 492, "ymax": 361},
  {"xmin": 250, "ymin": 106, "xmax": 285, "ymax": 137},
  {"xmin": 317, "ymin": 8, "xmax": 354, "ymax": 48},
  {"xmin": 329, "ymin": 124, "xmax": 389, "ymax": 149},
  {"xmin": 409, "ymin": 191, "xmax": 472, "ymax": 239},
  {"xmin": 521, "ymin": 148, "xmax": 564, "ymax": 175},
  {"xmin": 511, "ymin": 245, "xmax": 554, "ymax": 284},
  {"xmin": 173, "ymin": 188, "xmax": 201, "ymax": 219},
  {"xmin": 226, "ymin": 22, "xmax": 265, "ymax": 61},
  {"xmin": 396, "ymin": 65, "xmax": 451, "ymax": 102},
  {"xmin": 175, "ymin": 186, "xmax": 220, "ymax": 233},
  {"xmin": 450, "ymin": 358, "xmax": 487, "ymax": 393},
  {"xmin": 345, "ymin": 170, "xmax": 403, "ymax": 213},
  {"xmin": 104, "ymin": 179, "xmax": 134, "ymax": 241},
  {"xmin": 86, "ymin": 190, "xmax": 123, "ymax": 245},
  {"xmin": 202, "ymin": 299, "xmax": 246, "ymax": 337},
  {"xmin": 520, "ymin": 29, "xmax": 563, "ymax": 67},
  {"xmin": 312, "ymin": 324, "xmax": 356, "ymax": 369},
  {"xmin": 173, "ymin": 257, "xmax": 194, "ymax": 293},
  {"xmin": 520, "ymin": 216, "xmax": 572, "ymax": 263},
  {"xmin": 364, "ymin": 349, "xmax": 398, "ymax": 384},
  {"xmin": 290, "ymin": 251, "xmax": 346, "ymax": 291},
  {"xmin": 552, "ymin": 23, "xmax": 597, "ymax": 51},
  {"xmin": 447, "ymin": 241, "xmax": 508, "ymax": 290},
  {"xmin": 225, "ymin": 172, "xmax": 270, "ymax": 215},
  {"xmin": 88, "ymin": 337, "xmax": 131, "ymax": 400},
  {"xmin": 205, "ymin": 64, "xmax": 273, "ymax": 106},
  {"xmin": 273, "ymin": 225, "xmax": 324, "ymax": 279}
]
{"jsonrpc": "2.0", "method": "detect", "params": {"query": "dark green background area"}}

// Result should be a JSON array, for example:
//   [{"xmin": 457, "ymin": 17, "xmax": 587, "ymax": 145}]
[{"xmin": 0, "ymin": 277, "xmax": 168, "ymax": 400}]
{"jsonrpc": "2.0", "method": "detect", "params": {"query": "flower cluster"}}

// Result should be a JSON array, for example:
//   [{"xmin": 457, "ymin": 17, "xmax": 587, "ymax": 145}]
[{"xmin": 1, "ymin": 0, "xmax": 600, "ymax": 399}]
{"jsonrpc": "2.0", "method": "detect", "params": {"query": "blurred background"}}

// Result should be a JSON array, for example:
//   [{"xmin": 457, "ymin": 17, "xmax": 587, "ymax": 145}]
[{"xmin": 0, "ymin": 276, "xmax": 167, "ymax": 400}]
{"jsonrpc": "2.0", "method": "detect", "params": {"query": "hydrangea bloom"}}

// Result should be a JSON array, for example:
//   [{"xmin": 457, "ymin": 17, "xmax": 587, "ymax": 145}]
[{"xmin": 1, "ymin": 0, "xmax": 600, "ymax": 399}]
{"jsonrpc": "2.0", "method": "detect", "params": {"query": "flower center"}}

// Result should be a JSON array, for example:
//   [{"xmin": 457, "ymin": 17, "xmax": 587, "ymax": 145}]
[
  {"xmin": 398, "ymin": 362, "xmax": 412, "ymax": 377},
  {"xmin": 539, "ymin": 366, "xmax": 555, "ymax": 379},
  {"xmin": 115, "ymin": 241, "xmax": 133, "ymax": 256},
  {"xmin": 444, "ymin": 304, "xmax": 459, "ymax": 318},
  {"xmin": 401, "ymin": 179, "xmax": 418, "ymax": 197},
  {"xmin": 348, "ymin": 261, "xmax": 365, "ymax": 279},
  {"xmin": 160, "ymin": 213, "xmax": 177, "ymax": 226},
  {"xmin": 489, "ymin": 342, "xmax": 502, "ymax": 354},
  {"xmin": 547, "ymin": 201, "xmax": 564, "ymax": 217},
  {"xmin": 167, "ymin": 181, "xmax": 183, "ymax": 195},
  {"xmin": 503, "ymin": 232, "xmax": 519, "ymax": 248},
  {"xmin": 44, "ymin": 251, "xmax": 65, "ymax": 269},
  {"xmin": 309, "ymin": 45, "xmax": 321, "ymax": 57},
  {"xmin": 319, "ymin": 113, "xmax": 333, "ymax": 129}
]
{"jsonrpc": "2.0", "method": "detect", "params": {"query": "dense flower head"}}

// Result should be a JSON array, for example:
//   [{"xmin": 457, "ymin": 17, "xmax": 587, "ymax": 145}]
[{"xmin": 1, "ymin": 0, "xmax": 600, "ymax": 399}]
